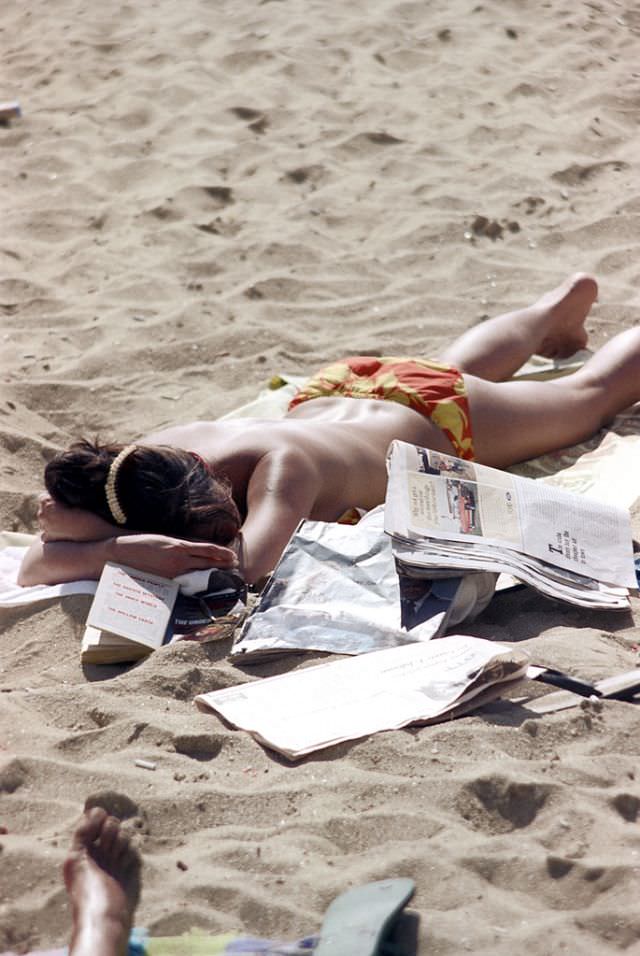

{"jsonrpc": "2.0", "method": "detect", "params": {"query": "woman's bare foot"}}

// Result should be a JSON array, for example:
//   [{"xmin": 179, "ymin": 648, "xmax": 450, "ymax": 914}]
[
  {"xmin": 63, "ymin": 807, "xmax": 141, "ymax": 956},
  {"xmin": 443, "ymin": 271, "xmax": 598, "ymax": 382},
  {"xmin": 537, "ymin": 272, "xmax": 598, "ymax": 358}
]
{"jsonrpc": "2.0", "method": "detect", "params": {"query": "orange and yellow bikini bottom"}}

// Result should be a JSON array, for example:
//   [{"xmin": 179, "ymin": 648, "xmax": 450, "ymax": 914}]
[{"xmin": 288, "ymin": 355, "xmax": 475, "ymax": 461}]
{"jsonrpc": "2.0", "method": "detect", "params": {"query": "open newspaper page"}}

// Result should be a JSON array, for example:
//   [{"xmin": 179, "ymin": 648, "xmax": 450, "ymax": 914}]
[
  {"xmin": 384, "ymin": 440, "xmax": 636, "ymax": 606},
  {"xmin": 196, "ymin": 635, "xmax": 529, "ymax": 760}
]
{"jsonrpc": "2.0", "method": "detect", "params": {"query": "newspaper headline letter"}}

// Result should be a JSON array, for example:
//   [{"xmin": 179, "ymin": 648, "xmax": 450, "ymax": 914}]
[{"xmin": 385, "ymin": 441, "xmax": 636, "ymax": 589}]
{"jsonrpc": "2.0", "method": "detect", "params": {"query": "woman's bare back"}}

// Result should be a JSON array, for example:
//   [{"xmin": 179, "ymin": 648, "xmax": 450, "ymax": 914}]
[{"xmin": 146, "ymin": 396, "xmax": 456, "ymax": 520}]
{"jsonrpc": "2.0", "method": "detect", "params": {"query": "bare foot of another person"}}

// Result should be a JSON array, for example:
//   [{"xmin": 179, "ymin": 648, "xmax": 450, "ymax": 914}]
[
  {"xmin": 63, "ymin": 807, "xmax": 141, "ymax": 956},
  {"xmin": 537, "ymin": 272, "xmax": 598, "ymax": 358}
]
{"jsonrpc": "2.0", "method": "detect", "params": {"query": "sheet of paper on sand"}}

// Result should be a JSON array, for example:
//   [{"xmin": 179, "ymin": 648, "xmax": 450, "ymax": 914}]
[
  {"xmin": 231, "ymin": 507, "xmax": 496, "ymax": 662},
  {"xmin": 385, "ymin": 440, "xmax": 636, "ymax": 610},
  {"xmin": 519, "ymin": 430, "xmax": 640, "ymax": 510},
  {"xmin": 197, "ymin": 634, "xmax": 529, "ymax": 759}
]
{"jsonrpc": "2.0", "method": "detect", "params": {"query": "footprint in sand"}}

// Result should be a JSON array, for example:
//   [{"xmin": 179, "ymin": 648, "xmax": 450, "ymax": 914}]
[
  {"xmin": 456, "ymin": 773, "xmax": 553, "ymax": 832},
  {"xmin": 145, "ymin": 185, "xmax": 234, "ymax": 224},
  {"xmin": 0, "ymin": 757, "xmax": 27, "ymax": 794},
  {"xmin": 172, "ymin": 733, "xmax": 224, "ymax": 761},
  {"xmin": 282, "ymin": 165, "xmax": 325, "ymax": 185},
  {"xmin": 552, "ymin": 160, "xmax": 629, "ymax": 186},
  {"xmin": 335, "ymin": 131, "xmax": 405, "ymax": 158},
  {"xmin": 609, "ymin": 792, "xmax": 640, "ymax": 822},
  {"xmin": 229, "ymin": 106, "xmax": 269, "ymax": 133}
]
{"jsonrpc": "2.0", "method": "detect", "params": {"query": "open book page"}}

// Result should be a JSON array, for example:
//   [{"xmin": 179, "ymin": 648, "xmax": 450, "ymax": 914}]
[
  {"xmin": 385, "ymin": 440, "xmax": 636, "ymax": 590},
  {"xmin": 196, "ymin": 635, "xmax": 529, "ymax": 760},
  {"xmin": 87, "ymin": 563, "xmax": 179, "ymax": 650}
]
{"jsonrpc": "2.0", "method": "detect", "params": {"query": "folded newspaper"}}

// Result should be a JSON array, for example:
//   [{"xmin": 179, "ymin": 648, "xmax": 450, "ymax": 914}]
[
  {"xmin": 385, "ymin": 440, "xmax": 637, "ymax": 610},
  {"xmin": 231, "ymin": 508, "xmax": 496, "ymax": 662},
  {"xmin": 196, "ymin": 634, "xmax": 529, "ymax": 759}
]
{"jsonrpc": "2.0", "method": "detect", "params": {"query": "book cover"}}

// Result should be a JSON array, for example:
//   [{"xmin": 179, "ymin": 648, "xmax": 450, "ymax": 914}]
[{"xmin": 83, "ymin": 563, "xmax": 179, "ymax": 663}]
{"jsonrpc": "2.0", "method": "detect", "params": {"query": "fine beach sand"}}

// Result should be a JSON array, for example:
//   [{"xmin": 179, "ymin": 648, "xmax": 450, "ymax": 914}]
[{"xmin": 3, "ymin": 1, "xmax": 640, "ymax": 952}]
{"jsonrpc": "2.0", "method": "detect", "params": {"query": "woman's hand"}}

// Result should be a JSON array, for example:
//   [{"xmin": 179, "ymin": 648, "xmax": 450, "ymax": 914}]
[
  {"xmin": 109, "ymin": 534, "xmax": 239, "ymax": 579},
  {"xmin": 37, "ymin": 494, "xmax": 119, "ymax": 542}
]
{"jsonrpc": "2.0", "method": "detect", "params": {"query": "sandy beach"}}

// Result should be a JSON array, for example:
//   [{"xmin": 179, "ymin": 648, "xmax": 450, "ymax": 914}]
[{"xmin": 2, "ymin": 1, "xmax": 640, "ymax": 952}]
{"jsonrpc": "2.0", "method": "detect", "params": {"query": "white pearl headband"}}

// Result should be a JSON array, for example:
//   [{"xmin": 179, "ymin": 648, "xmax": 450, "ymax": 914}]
[{"xmin": 105, "ymin": 444, "xmax": 137, "ymax": 525}]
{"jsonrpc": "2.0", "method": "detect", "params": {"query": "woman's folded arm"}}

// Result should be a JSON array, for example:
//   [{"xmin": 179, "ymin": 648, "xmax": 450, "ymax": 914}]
[
  {"xmin": 17, "ymin": 534, "xmax": 239, "ymax": 586},
  {"xmin": 18, "ymin": 537, "xmax": 118, "ymax": 586}
]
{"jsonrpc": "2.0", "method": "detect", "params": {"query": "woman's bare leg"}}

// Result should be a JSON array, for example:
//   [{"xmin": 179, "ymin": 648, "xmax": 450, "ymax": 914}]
[
  {"xmin": 64, "ymin": 807, "xmax": 141, "ymax": 956},
  {"xmin": 465, "ymin": 326, "xmax": 640, "ymax": 467},
  {"xmin": 442, "ymin": 273, "xmax": 597, "ymax": 382}
]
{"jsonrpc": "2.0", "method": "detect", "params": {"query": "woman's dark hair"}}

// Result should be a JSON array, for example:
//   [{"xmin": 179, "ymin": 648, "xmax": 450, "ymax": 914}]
[{"xmin": 44, "ymin": 440, "xmax": 240, "ymax": 544}]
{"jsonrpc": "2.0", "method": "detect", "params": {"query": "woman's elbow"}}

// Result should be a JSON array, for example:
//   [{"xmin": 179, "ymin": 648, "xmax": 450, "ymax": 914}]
[
  {"xmin": 17, "ymin": 561, "xmax": 41, "ymax": 587},
  {"xmin": 17, "ymin": 541, "xmax": 49, "ymax": 586}
]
